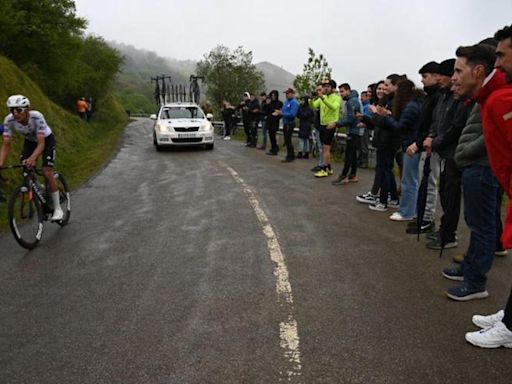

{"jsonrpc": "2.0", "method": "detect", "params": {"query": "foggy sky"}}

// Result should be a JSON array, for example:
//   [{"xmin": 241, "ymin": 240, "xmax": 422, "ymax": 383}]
[{"xmin": 75, "ymin": 0, "xmax": 512, "ymax": 92}]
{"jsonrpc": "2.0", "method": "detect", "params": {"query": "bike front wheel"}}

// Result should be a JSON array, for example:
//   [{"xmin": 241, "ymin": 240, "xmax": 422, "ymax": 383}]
[
  {"xmin": 54, "ymin": 172, "xmax": 71, "ymax": 226},
  {"xmin": 8, "ymin": 186, "xmax": 44, "ymax": 249}
]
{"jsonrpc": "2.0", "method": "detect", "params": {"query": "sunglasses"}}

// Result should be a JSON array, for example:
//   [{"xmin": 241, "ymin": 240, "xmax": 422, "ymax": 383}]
[{"xmin": 10, "ymin": 107, "xmax": 27, "ymax": 114}]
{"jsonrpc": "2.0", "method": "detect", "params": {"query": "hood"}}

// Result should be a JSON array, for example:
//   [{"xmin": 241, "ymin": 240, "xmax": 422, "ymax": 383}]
[
  {"xmin": 301, "ymin": 95, "xmax": 310, "ymax": 105},
  {"xmin": 345, "ymin": 90, "xmax": 359, "ymax": 101},
  {"xmin": 269, "ymin": 90, "xmax": 279, "ymax": 100}
]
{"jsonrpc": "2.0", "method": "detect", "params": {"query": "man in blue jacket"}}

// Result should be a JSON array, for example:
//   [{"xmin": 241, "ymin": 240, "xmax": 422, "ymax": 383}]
[
  {"xmin": 332, "ymin": 83, "xmax": 363, "ymax": 184},
  {"xmin": 278, "ymin": 88, "xmax": 300, "ymax": 162}
]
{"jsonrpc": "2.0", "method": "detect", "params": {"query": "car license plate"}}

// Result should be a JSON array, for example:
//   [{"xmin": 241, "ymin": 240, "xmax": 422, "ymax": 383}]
[{"xmin": 178, "ymin": 133, "xmax": 197, "ymax": 138}]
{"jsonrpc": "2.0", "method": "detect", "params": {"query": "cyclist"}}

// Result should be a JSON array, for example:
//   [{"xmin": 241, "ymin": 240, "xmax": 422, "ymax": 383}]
[{"xmin": 0, "ymin": 95, "xmax": 63, "ymax": 221}]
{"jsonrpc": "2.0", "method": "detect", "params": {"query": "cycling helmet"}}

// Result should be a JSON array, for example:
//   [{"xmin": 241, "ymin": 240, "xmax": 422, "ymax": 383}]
[{"xmin": 6, "ymin": 95, "xmax": 30, "ymax": 108}]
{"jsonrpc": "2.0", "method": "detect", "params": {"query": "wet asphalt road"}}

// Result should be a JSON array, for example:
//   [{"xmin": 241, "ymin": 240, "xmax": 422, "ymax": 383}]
[{"xmin": 0, "ymin": 118, "xmax": 511, "ymax": 384}]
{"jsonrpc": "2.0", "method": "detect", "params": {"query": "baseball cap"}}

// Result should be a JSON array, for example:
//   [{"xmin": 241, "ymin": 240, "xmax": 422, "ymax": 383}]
[{"xmin": 284, "ymin": 88, "xmax": 295, "ymax": 94}]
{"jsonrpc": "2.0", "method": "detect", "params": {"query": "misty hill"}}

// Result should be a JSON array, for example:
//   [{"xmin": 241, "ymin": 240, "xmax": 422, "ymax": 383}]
[
  {"xmin": 255, "ymin": 61, "xmax": 295, "ymax": 94},
  {"xmin": 109, "ymin": 42, "xmax": 296, "ymax": 113}
]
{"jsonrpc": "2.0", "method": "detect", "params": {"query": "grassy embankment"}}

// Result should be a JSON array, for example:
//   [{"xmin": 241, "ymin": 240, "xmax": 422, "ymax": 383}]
[{"xmin": 0, "ymin": 56, "xmax": 129, "ymax": 231}]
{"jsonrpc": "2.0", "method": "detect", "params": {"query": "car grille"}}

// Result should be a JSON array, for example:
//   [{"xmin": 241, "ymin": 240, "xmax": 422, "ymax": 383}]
[
  {"xmin": 172, "ymin": 138, "xmax": 203, "ymax": 143},
  {"xmin": 174, "ymin": 127, "xmax": 199, "ymax": 132}
]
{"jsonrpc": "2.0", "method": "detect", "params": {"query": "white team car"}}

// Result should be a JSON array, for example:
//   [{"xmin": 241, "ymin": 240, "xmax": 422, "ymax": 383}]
[{"xmin": 151, "ymin": 103, "xmax": 214, "ymax": 151}]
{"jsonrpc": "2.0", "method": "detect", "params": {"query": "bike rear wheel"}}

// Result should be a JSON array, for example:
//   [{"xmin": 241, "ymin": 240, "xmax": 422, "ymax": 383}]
[
  {"xmin": 54, "ymin": 172, "xmax": 71, "ymax": 226},
  {"xmin": 8, "ymin": 186, "xmax": 44, "ymax": 249}
]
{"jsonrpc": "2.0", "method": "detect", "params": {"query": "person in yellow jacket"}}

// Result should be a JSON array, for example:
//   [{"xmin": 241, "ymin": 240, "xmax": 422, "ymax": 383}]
[{"xmin": 310, "ymin": 79, "xmax": 342, "ymax": 177}]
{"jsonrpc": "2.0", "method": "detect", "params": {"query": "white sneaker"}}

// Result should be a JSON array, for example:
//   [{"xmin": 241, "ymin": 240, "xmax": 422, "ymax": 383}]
[
  {"xmin": 369, "ymin": 202, "xmax": 388, "ymax": 212},
  {"xmin": 51, "ymin": 206, "xmax": 64, "ymax": 221},
  {"xmin": 465, "ymin": 321, "xmax": 512, "ymax": 348},
  {"xmin": 472, "ymin": 310, "xmax": 505, "ymax": 329},
  {"xmin": 224, "ymin": 136, "xmax": 231, "ymax": 141},
  {"xmin": 389, "ymin": 212, "xmax": 413, "ymax": 222}
]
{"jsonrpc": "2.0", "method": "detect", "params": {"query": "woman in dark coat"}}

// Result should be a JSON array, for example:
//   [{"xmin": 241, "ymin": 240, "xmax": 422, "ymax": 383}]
[{"xmin": 297, "ymin": 96, "xmax": 314, "ymax": 159}]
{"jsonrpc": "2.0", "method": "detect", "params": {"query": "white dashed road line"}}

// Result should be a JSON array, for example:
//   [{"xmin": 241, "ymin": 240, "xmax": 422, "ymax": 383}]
[{"xmin": 225, "ymin": 165, "xmax": 303, "ymax": 382}]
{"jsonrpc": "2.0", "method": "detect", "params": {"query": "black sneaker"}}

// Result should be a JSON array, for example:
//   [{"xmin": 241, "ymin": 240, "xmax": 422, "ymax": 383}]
[
  {"xmin": 311, "ymin": 165, "xmax": 323, "ymax": 172},
  {"xmin": 426, "ymin": 238, "xmax": 458, "ymax": 250},
  {"xmin": 426, "ymin": 230, "xmax": 440, "ymax": 241},
  {"xmin": 406, "ymin": 221, "xmax": 435, "ymax": 234}
]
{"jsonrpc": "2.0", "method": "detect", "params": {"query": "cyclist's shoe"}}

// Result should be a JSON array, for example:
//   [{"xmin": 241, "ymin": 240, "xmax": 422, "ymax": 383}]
[
  {"xmin": 51, "ymin": 207, "xmax": 64, "ymax": 222},
  {"xmin": 311, "ymin": 165, "xmax": 323, "ymax": 172}
]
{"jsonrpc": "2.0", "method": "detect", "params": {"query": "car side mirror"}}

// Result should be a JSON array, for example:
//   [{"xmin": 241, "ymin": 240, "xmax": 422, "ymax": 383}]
[
  {"xmin": 206, "ymin": 113, "xmax": 213, "ymax": 121},
  {"xmin": 150, "ymin": 114, "xmax": 157, "ymax": 120}
]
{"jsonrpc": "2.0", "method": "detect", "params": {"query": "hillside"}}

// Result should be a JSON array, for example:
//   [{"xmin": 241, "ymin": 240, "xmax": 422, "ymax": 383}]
[
  {"xmin": 255, "ymin": 61, "xmax": 296, "ymax": 93},
  {"xmin": 109, "ymin": 43, "xmax": 297, "ymax": 113},
  {"xmin": 0, "ymin": 55, "xmax": 128, "ymax": 228}
]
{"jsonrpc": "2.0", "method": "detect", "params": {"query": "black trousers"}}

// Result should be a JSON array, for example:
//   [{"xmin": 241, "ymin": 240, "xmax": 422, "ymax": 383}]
[
  {"xmin": 243, "ymin": 120, "xmax": 251, "ymax": 144},
  {"xmin": 439, "ymin": 158, "xmax": 462, "ymax": 242},
  {"xmin": 504, "ymin": 287, "xmax": 512, "ymax": 329},
  {"xmin": 341, "ymin": 134, "xmax": 361, "ymax": 177},
  {"xmin": 250, "ymin": 120, "xmax": 258, "ymax": 146},
  {"xmin": 283, "ymin": 123, "xmax": 295, "ymax": 160},
  {"xmin": 268, "ymin": 125, "xmax": 279, "ymax": 154}
]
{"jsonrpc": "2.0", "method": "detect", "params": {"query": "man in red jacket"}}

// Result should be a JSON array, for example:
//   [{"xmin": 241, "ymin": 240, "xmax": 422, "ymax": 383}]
[{"xmin": 462, "ymin": 25, "xmax": 512, "ymax": 349}]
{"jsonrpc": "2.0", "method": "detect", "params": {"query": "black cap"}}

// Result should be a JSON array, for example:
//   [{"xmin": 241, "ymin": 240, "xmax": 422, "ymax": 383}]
[
  {"xmin": 419, "ymin": 61, "xmax": 440, "ymax": 74},
  {"xmin": 438, "ymin": 59, "xmax": 456, "ymax": 77}
]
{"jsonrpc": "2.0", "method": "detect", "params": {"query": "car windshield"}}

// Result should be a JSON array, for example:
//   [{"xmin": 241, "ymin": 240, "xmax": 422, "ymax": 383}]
[{"xmin": 160, "ymin": 107, "xmax": 204, "ymax": 120}]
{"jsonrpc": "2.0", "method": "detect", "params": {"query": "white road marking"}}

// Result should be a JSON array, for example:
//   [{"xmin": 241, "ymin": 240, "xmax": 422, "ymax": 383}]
[{"xmin": 225, "ymin": 166, "xmax": 303, "ymax": 382}]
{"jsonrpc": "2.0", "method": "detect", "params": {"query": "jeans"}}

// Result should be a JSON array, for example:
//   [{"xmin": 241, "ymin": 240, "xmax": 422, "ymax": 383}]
[
  {"xmin": 298, "ymin": 138, "xmax": 309, "ymax": 153},
  {"xmin": 283, "ymin": 123, "xmax": 295, "ymax": 160},
  {"xmin": 461, "ymin": 164, "xmax": 499, "ymax": 290},
  {"xmin": 260, "ymin": 120, "xmax": 267, "ymax": 148},
  {"xmin": 314, "ymin": 128, "xmax": 324, "ymax": 166},
  {"xmin": 397, "ymin": 151, "xmax": 420, "ymax": 218},
  {"xmin": 496, "ymin": 187, "xmax": 505, "ymax": 250},
  {"xmin": 341, "ymin": 134, "xmax": 361, "ymax": 178},
  {"xmin": 376, "ymin": 149, "xmax": 399, "ymax": 205},
  {"xmin": 504, "ymin": 287, "xmax": 512, "ymax": 330},
  {"xmin": 418, "ymin": 152, "xmax": 441, "ymax": 222}
]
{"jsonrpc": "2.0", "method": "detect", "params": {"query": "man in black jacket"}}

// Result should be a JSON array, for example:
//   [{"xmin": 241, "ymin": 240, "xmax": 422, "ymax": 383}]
[
  {"xmin": 422, "ymin": 59, "xmax": 460, "ymax": 250},
  {"xmin": 406, "ymin": 61, "xmax": 441, "ymax": 234},
  {"xmin": 265, "ymin": 90, "xmax": 284, "ymax": 155},
  {"xmin": 247, "ymin": 94, "xmax": 261, "ymax": 148}
]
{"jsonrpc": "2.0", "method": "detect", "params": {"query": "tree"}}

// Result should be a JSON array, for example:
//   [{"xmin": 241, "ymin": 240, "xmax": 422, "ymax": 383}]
[
  {"xmin": 197, "ymin": 45, "xmax": 265, "ymax": 111},
  {"xmin": 293, "ymin": 48, "xmax": 332, "ymax": 97},
  {"xmin": 0, "ymin": 1, "xmax": 123, "ymax": 111}
]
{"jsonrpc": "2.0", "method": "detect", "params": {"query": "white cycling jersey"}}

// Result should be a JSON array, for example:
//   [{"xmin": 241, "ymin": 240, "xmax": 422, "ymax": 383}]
[{"xmin": 2, "ymin": 110, "xmax": 53, "ymax": 142}]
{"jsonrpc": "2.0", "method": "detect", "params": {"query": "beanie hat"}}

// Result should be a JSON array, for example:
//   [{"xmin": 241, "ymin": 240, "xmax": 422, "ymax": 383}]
[
  {"xmin": 438, "ymin": 59, "xmax": 456, "ymax": 77},
  {"xmin": 243, "ymin": 92, "xmax": 250, "ymax": 98},
  {"xmin": 419, "ymin": 61, "xmax": 440, "ymax": 74}
]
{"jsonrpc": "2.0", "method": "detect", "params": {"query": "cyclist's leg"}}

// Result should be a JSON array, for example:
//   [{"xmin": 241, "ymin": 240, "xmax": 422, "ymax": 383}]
[{"xmin": 40, "ymin": 135, "xmax": 63, "ymax": 220}]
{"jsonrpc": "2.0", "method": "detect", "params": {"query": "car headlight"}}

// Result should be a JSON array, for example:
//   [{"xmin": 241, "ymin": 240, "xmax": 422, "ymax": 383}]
[
  {"xmin": 200, "ymin": 122, "xmax": 213, "ymax": 132},
  {"xmin": 156, "ymin": 123, "xmax": 173, "ymax": 133}
]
